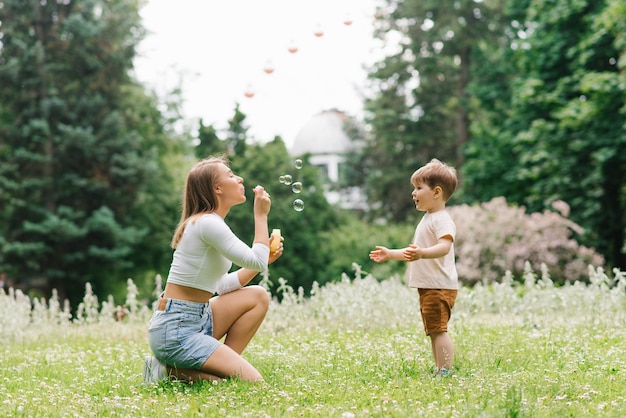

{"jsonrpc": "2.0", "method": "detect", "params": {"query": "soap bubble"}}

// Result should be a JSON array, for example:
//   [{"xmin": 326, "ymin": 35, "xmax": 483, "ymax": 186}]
[
  {"xmin": 294, "ymin": 159, "xmax": 303, "ymax": 170},
  {"xmin": 291, "ymin": 182, "xmax": 303, "ymax": 194},
  {"xmin": 278, "ymin": 175, "xmax": 285, "ymax": 184},
  {"xmin": 283, "ymin": 174, "xmax": 293, "ymax": 185},
  {"xmin": 293, "ymin": 199, "xmax": 305, "ymax": 212}
]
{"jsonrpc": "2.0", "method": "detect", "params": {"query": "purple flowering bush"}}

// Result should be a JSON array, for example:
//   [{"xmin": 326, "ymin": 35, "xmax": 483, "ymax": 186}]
[{"xmin": 449, "ymin": 197, "xmax": 604, "ymax": 285}]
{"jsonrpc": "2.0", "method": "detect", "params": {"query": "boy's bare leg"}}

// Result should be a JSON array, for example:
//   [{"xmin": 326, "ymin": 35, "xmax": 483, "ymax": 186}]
[{"xmin": 430, "ymin": 332, "xmax": 454, "ymax": 371}]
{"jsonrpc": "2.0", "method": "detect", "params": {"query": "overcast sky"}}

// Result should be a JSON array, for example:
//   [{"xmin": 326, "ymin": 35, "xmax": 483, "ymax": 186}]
[{"xmin": 133, "ymin": 0, "xmax": 381, "ymax": 149}]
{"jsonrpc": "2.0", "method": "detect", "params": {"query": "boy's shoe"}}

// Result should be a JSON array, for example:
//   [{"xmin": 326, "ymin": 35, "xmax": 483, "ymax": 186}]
[
  {"xmin": 144, "ymin": 355, "xmax": 167, "ymax": 383},
  {"xmin": 438, "ymin": 368, "xmax": 452, "ymax": 377},
  {"xmin": 433, "ymin": 367, "xmax": 452, "ymax": 377}
]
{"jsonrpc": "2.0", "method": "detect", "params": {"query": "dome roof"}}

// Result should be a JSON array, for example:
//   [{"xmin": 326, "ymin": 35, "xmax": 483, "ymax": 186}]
[{"xmin": 291, "ymin": 110, "xmax": 356, "ymax": 156}]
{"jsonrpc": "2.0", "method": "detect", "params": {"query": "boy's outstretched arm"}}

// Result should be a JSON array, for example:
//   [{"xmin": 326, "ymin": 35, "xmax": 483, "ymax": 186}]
[
  {"xmin": 403, "ymin": 236, "xmax": 453, "ymax": 261},
  {"xmin": 369, "ymin": 246, "xmax": 408, "ymax": 263}
]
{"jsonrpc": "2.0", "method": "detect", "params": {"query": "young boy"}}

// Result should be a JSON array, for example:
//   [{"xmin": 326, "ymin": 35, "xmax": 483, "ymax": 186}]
[{"xmin": 369, "ymin": 158, "xmax": 459, "ymax": 376}]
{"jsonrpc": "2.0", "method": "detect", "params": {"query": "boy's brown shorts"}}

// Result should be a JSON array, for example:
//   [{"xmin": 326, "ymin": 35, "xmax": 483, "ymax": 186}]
[{"xmin": 418, "ymin": 288, "xmax": 458, "ymax": 335}]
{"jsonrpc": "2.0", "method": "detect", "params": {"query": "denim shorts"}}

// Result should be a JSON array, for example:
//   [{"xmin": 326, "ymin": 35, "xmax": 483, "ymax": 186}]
[{"xmin": 148, "ymin": 298, "xmax": 220, "ymax": 370}]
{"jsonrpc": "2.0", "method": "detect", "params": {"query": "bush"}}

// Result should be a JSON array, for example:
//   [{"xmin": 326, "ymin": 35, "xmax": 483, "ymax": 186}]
[
  {"xmin": 319, "ymin": 212, "xmax": 416, "ymax": 282},
  {"xmin": 450, "ymin": 197, "xmax": 604, "ymax": 285}
]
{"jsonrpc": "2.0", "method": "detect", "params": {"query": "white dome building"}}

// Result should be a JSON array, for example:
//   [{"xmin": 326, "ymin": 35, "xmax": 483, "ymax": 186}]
[
  {"xmin": 291, "ymin": 110, "xmax": 360, "ymax": 183},
  {"xmin": 290, "ymin": 109, "xmax": 366, "ymax": 209}
]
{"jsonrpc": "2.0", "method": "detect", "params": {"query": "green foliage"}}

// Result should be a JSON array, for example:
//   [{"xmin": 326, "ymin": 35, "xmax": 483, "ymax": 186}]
[
  {"xmin": 0, "ymin": 0, "xmax": 186, "ymax": 306},
  {"xmin": 360, "ymin": 0, "xmax": 527, "ymax": 222},
  {"xmin": 320, "ymin": 213, "xmax": 418, "ymax": 282},
  {"xmin": 362, "ymin": 0, "xmax": 625, "ymax": 271},
  {"xmin": 196, "ymin": 120, "xmax": 222, "ymax": 158},
  {"xmin": 461, "ymin": 0, "xmax": 626, "ymax": 269}
]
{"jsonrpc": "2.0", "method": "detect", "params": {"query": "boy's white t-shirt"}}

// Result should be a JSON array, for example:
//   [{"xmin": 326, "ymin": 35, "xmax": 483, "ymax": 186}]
[{"xmin": 407, "ymin": 209, "xmax": 458, "ymax": 290}]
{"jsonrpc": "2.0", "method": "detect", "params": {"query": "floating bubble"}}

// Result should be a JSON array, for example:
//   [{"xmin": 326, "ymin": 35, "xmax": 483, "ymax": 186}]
[
  {"xmin": 291, "ymin": 182, "xmax": 303, "ymax": 194},
  {"xmin": 283, "ymin": 174, "xmax": 293, "ymax": 185},
  {"xmin": 293, "ymin": 199, "xmax": 305, "ymax": 212},
  {"xmin": 278, "ymin": 175, "xmax": 285, "ymax": 184},
  {"xmin": 294, "ymin": 159, "xmax": 303, "ymax": 170}
]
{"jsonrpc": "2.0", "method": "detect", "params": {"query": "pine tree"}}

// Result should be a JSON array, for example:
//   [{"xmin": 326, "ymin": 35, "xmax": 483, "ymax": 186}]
[{"xmin": 0, "ymin": 0, "xmax": 182, "ymax": 304}]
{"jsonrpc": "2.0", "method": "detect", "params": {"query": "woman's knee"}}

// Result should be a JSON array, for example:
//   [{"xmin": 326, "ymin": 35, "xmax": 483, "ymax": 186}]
[{"xmin": 249, "ymin": 285, "xmax": 270, "ymax": 312}]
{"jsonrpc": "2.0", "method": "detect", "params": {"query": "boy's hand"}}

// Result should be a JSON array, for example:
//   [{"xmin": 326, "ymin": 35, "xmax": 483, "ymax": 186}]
[
  {"xmin": 403, "ymin": 244, "xmax": 423, "ymax": 261},
  {"xmin": 369, "ymin": 246, "xmax": 390, "ymax": 262}
]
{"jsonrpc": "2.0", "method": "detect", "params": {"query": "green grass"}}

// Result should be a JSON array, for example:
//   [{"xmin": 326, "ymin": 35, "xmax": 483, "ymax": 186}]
[{"xmin": 1, "ymin": 269, "xmax": 625, "ymax": 417}]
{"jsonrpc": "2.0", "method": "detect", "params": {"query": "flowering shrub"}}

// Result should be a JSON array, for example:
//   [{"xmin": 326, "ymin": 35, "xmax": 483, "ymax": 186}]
[
  {"xmin": 2, "ymin": 262, "xmax": 621, "ymax": 344},
  {"xmin": 449, "ymin": 197, "xmax": 604, "ymax": 285},
  {"xmin": 0, "ymin": 277, "xmax": 157, "ymax": 341}
]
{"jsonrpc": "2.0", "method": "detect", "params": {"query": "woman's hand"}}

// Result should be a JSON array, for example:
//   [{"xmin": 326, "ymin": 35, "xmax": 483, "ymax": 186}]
[
  {"xmin": 268, "ymin": 234, "xmax": 284, "ymax": 264},
  {"xmin": 253, "ymin": 185, "xmax": 271, "ymax": 217}
]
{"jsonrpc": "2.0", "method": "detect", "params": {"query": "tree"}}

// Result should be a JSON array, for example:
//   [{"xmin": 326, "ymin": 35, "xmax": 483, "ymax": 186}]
[
  {"xmin": 0, "ymin": 0, "xmax": 184, "ymax": 305},
  {"xmin": 196, "ymin": 103, "xmax": 249, "ymax": 160},
  {"xmin": 359, "ymin": 0, "xmax": 524, "ymax": 222},
  {"xmin": 462, "ymin": 0, "xmax": 626, "ymax": 269},
  {"xmin": 196, "ymin": 120, "xmax": 222, "ymax": 159}
]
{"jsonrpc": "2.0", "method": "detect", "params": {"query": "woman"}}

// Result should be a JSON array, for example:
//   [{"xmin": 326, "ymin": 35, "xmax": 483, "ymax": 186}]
[{"xmin": 144, "ymin": 156, "xmax": 283, "ymax": 383}]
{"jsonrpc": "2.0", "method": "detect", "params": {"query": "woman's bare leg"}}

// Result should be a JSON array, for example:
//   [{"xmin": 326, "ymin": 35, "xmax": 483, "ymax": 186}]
[
  {"xmin": 210, "ymin": 285, "xmax": 270, "ymax": 354},
  {"xmin": 167, "ymin": 344, "xmax": 262, "ymax": 383},
  {"xmin": 203, "ymin": 344, "xmax": 263, "ymax": 382},
  {"xmin": 169, "ymin": 285, "xmax": 269, "ymax": 383},
  {"xmin": 162, "ymin": 287, "xmax": 268, "ymax": 383},
  {"xmin": 166, "ymin": 366, "xmax": 221, "ymax": 383}
]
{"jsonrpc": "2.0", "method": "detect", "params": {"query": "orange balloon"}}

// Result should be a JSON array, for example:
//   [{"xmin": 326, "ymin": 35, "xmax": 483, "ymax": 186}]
[
  {"xmin": 287, "ymin": 41, "xmax": 298, "ymax": 53},
  {"xmin": 313, "ymin": 24, "xmax": 324, "ymax": 37}
]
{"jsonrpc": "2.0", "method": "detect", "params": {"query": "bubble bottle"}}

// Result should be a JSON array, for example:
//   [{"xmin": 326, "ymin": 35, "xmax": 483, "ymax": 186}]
[{"xmin": 270, "ymin": 229, "xmax": 282, "ymax": 253}]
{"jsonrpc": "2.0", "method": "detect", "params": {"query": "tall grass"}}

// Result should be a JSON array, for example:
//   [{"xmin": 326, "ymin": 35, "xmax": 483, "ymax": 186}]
[{"xmin": 1, "ymin": 264, "xmax": 625, "ymax": 417}]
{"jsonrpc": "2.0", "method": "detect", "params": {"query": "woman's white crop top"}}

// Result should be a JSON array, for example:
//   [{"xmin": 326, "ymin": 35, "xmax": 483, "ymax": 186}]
[{"xmin": 167, "ymin": 213, "xmax": 269, "ymax": 293}]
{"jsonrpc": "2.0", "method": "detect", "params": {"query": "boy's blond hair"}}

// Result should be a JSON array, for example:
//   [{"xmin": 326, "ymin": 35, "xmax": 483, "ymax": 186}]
[{"xmin": 411, "ymin": 158, "xmax": 458, "ymax": 201}]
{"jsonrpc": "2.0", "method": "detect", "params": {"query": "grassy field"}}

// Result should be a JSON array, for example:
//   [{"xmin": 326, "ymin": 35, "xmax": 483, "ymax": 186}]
[{"xmin": 1, "ymin": 266, "xmax": 625, "ymax": 417}]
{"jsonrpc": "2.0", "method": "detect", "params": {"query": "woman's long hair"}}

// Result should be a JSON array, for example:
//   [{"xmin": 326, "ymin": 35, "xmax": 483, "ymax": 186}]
[{"xmin": 170, "ymin": 156, "xmax": 228, "ymax": 248}]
